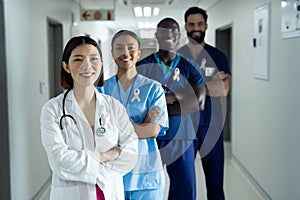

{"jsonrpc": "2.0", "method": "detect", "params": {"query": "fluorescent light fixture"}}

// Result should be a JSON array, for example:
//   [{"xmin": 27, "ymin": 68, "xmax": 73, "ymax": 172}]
[
  {"xmin": 143, "ymin": 7, "xmax": 152, "ymax": 17},
  {"xmin": 139, "ymin": 29, "xmax": 156, "ymax": 39},
  {"xmin": 134, "ymin": 6, "xmax": 159, "ymax": 17},
  {"xmin": 150, "ymin": 22, "xmax": 157, "ymax": 28},
  {"xmin": 144, "ymin": 22, "xmax": 151, "ymax": 29},
  {"xmin": 137, "ymin": 22, "xmax": 145, "ymax": 29},
  {"xmin": 134, "ymin": 7, "xmax": 143, "ymax": 17},
  {"xmin": 281, "ymin": 0, "xmax": 287, "ymax": 8},
  {"xmin": 153, "ymin": 7, "xmax": 160, "ymax": 16},
  {"xmin": 137, "ymin": 22, "xmax": 157, "ymax": 29}
]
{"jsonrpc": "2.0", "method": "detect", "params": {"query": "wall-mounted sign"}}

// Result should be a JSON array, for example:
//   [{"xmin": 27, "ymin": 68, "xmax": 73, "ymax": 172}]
[
  {"xmin": 253, "ymin": 3, "xmax": 270, "ymax": 80},
  {"xmin": 281, "ymin": 0, "xmax": 300, "ymax": 39},
  {"xmin": 80, "ymin": 9, "xmax": 115, "ymax": 21}
]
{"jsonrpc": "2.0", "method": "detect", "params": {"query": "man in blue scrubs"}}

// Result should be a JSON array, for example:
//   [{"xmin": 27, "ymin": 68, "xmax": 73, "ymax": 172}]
[
  {"xmin": 137, "ymin": 18, "xmax": 206, "ymax": 200},
  {"xmin": 178, "ymin": 7, "xmax": 231, "ymax": 200}
]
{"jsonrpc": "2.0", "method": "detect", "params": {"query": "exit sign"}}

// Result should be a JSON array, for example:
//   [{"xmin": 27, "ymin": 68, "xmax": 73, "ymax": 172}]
[{"xmin": 80, "ymin": 9, "xmax": 115, "ymax": 21}]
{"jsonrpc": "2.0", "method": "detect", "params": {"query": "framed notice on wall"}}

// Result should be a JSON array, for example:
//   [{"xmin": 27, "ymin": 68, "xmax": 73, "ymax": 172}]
[
  {"xmin": 253, "ymin": 3, "xmax": 270, "ymax": 80},
  {"xmin": 281, "ymin": 0, "xmax": 300, "ymax": 39}
]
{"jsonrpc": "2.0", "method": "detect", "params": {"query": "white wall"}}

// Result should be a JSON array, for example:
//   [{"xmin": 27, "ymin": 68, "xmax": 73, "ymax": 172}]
[
  {"xmin": 4, "ymin": 0, "xmax": 112, "ymax": 199},
  {"xmin": 4, "ymin": 0, "xmax": 300, "ymax": 199},
  {"xmin": 70, "ymin": 2, "xmax": 114, "ymax": 77},
  {"xmin": 205, "ymin": 0, "xmax": 300, "ymax": 199}
]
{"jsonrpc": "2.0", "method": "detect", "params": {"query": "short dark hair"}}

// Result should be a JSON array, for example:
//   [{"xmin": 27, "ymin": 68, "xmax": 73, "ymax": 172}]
[
  {"xmin": 157, "ymin": 17, "xmax": 180, "ymax": 31},
  {"xmin": 111, "ymin": 30, "xmax": 140, "ymax": 49},
  {"xmin": 60, "ymin": 36, "xmax": 104, "ymax": 89},
  {"xmin": 184, "ymin": 7, "xmax": 208, "ymax": 23}
]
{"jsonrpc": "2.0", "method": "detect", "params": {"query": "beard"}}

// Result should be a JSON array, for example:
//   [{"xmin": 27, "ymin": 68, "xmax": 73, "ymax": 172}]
[{"xmin": 187, "ymin": 30, "xmax": 205, "ymax": 44}]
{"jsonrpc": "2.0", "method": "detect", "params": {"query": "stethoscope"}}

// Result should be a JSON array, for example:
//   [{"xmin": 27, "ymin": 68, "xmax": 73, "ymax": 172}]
[{"xmin": 59, "ymin": 88, "xmax": 106, "ymax": 136}]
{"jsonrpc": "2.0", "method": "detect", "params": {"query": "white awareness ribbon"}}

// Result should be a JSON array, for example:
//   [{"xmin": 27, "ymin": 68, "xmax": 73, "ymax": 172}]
[
  {"xmin": 103, "ymin": 112, "xmax": 113, "ymax": 129},
  {"xmin": 201, "ymin": 58, "xmax": 206, "ymax": 70},
  {"xmin": 131, "ymin": 88, "xmax": 141, "ymax": 103},
  {"xmin": 173, "ymin": 68, "xmax": 180, "ymax": 81}
]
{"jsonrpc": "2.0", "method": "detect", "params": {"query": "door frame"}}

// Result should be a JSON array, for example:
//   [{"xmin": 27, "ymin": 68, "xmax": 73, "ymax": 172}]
[
  {"xmin": 215, "ymin": 24, "xmax": 232, "ymax": 142},
  {"xmin": 47, "ymin": 18, "xmax": 63, "ymax": 98},
  {"xmin": 0, "ymin": 0, "xmax": 11, "ymax": 199}
]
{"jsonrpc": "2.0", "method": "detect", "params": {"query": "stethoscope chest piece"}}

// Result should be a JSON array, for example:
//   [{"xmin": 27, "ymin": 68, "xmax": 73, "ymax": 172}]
[{"xmin": 96, "ymin": 126, "xmax": 106, "ymax": 136}]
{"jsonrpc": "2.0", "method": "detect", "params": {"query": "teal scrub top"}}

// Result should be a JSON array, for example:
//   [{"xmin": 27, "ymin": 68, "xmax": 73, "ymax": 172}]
[{"xmin": 98, "ymin": 74, "xmax": 168, "ymax": 191}]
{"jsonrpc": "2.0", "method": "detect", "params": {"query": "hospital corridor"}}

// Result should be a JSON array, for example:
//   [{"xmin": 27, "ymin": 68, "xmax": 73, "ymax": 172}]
[
  {"xmin": 1, "ymin": 0, "xmax": 300, "ymax": 200},
  {"xmin": 38, "ymin": 142, "xmax": 268, "ymax": 200}
]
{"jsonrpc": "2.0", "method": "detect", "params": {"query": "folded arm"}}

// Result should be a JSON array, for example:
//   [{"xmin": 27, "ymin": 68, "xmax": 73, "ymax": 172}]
[
  {"xmin": 166, "ymin": 83, "xmax": 206, "ymax": 115},
  {"xmin": 206, "ymin": 71, "xmax": 231, "ymax": 97}
]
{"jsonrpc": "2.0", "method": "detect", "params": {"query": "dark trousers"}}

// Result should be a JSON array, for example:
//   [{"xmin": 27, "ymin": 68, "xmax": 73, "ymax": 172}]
[
  {"xmin": 157, "ymin": 139, "xmax": 196, "ymax": 200},
  {"xmin": 194, "ymin": 125, "xmax": 225, "ymax": 200}
]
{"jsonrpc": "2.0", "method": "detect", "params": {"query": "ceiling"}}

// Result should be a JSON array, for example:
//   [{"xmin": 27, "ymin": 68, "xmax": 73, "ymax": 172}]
[{"xmin": 74, "ymin": 0, "xmax": 220, "ymax": 31}]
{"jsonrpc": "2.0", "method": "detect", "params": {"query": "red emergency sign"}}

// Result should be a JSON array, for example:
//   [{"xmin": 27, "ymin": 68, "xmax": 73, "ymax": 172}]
[{"xmin": 80, "ymin": 9, "xmax": 115, "ymax": 21}]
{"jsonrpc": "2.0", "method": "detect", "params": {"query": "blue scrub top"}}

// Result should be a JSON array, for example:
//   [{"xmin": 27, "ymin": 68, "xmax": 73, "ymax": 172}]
[
  {"xmin": 178, "ymin": 43, "xmax": 231, "ymax": 126},
  {"xmin": 98, "ymin": 74, "xmax": 168, "ymax": 191},
  {"xmin": 137, "ymin": 53, "xmax": 205, "ymax": 140}
]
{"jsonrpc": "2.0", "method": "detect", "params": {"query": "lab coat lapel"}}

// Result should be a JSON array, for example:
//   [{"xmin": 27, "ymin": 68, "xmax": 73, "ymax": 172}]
[
  {"xmin": 65, "ymin": 89, "xmax": 95, "ymax": 149},
  {"xmin": 94, "ymin": 89, "xmax": 107, "ymax": 132}
]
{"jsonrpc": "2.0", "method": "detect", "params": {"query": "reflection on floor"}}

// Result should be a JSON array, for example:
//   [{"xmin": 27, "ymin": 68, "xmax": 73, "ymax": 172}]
[{"xmin": 40, "ymin": 142, "xmax": 267, "ymax": 200}]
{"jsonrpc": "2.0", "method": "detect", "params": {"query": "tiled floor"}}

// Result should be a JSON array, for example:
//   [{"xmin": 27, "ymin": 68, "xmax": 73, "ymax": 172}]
[{"xmin": 41, "ymin": 142, "xmax": 267, "ymax": 200}]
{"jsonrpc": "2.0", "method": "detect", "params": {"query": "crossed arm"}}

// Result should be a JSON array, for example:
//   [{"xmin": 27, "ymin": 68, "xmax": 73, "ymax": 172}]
[
  {"xmin": 166, "ymin": 83, "xmax": 206, "ymax": 116},
  {"xmin": 206, "ymin": 71, "xmax": 231, "ymax": 97}
]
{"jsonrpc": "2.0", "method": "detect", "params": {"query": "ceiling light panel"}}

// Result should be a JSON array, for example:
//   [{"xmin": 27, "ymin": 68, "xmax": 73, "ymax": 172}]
[
  {"xmin": 134, "ymin": 7, "xmax": 143, "ymax": 17},
  {"xmin": 143, "ymin": 7, "xmax": 152, "ymax": 17},
  {"xmin": 153, "ymin": 7, "xmax": 160, "ymax": 16},
  {"xmin": 124, "ymin": 0, "xmax": 173, "ymax": 5}
]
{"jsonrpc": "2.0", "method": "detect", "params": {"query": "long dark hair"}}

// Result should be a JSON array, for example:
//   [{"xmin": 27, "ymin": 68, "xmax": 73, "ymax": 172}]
[{"xmin": 60, "ymin": 36, "xmax": 104, "ymax": 89}]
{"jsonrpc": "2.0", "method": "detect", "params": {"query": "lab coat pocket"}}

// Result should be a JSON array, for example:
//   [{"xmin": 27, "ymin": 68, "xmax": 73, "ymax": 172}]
[
  {"xmin": 50, "ymin": 185, "xmax": 80, "ymax": 200},
  {"xmin": 62, "ymin": 124, "xmax": 83, "ymax": 150},
  {"xmin": 94, "ymin": 127, "xmax": 118, "ymax": 152}
]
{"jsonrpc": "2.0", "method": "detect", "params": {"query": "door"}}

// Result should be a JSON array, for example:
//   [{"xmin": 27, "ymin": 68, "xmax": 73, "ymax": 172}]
[
  {"xmin": 216, "ymin": 26, "xmax": 232, "ymax": 142},
  {"xmin": 0, "ymin": 0, "xmax": 11, "ymax": 199},
  {"xmin": 47, "ymin": 18, "xmax": 63, "ymax": 98}
]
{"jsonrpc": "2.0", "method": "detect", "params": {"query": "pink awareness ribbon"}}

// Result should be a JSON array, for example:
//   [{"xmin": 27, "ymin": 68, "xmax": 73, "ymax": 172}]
[{"xmin": 131, "ymin": 88, "xmax": 141, "ymax": 103}]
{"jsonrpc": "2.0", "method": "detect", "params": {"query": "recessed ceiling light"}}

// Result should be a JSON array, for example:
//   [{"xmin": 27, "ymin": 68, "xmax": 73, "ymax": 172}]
[
  {"xmin": 134, "ymin": 7, "xmax": 143, "ymax": 17},
  {"xmin": 153, "ymin": 7, "xmax": 160, "ymax": 16},
  {"xmin": 143, "ymin": 7, "xmax": 152, "ymax": 17}
]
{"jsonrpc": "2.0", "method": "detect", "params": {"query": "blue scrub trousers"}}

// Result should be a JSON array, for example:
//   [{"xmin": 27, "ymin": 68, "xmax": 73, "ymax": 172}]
[
  {"xmin": 157, "ymin": 139, "xmax": 196, "ymax": 200},
  {"xmin": 194, "ymin": 125, "xmax": 225, "ymax": 200}
]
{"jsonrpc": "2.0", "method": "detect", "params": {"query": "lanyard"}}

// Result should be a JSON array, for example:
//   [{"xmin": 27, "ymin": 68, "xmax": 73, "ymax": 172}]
[
  {"xmin": 116, "ymin": 75, "xmax": 138, "ymax": 108},
  {"xmin": 154, "ymin": 52, "xmax": 180, "ymax": 87}
]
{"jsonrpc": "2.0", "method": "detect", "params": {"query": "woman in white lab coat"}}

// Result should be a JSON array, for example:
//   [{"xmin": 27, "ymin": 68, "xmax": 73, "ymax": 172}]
[{"xmin": 40, "ymin": 36, "xmax": 138, "ymax": 200}]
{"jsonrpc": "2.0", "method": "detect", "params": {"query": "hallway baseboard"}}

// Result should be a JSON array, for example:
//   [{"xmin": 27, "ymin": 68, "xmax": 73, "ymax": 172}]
[
  {"xmin": 32, "ymin": 177, "xmax": 51, "ymax": 200},
  {"xmin": 231, "ymin": 154, "xmax": 272, "ymax": 200}
]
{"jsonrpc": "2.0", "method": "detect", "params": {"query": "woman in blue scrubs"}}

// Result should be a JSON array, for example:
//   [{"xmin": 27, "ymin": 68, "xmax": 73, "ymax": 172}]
[{"xmin": 99, "ymin": 30, "xmax": 168, "ymax": 200}]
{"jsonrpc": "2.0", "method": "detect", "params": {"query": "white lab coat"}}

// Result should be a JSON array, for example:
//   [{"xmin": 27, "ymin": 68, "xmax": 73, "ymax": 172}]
[{"xmin": 40, "ymin": 88, "xmax": 138, "ymax": 200}]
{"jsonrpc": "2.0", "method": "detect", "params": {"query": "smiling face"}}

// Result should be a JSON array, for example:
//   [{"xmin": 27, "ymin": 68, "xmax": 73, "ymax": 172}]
[
  {"xmin": 185, "ymin": 13, "xmax": 207, "ymax": 45},
  {"xmin": 111, "ymin": 34, "xmax": 141, "ymax": 72},
  {"xmin": 155, "ymin": 20, "xmax": 180, "ymax": 51},
  {"xmin": 62, "ymin": 44, "xmax": 102, "ymax": 88}
]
